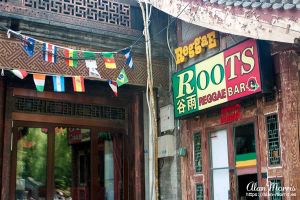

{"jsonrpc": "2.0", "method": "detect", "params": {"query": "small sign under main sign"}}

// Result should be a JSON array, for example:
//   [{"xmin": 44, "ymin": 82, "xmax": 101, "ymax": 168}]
[
  {"xmin": 172, "ymin": 39, "xmax": 272, "ymax": 118},
  {"xmin": 220, "ymin": 104, "xmax": 241, "ymax": 124}
]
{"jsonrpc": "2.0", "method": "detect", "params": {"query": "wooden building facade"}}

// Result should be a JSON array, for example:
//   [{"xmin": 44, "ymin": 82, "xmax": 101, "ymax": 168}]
[
  {"xmin": 0, "ymin": 0, "xmax": 169, "ymax": 199},
  {"xmin": 173, "ymin": 23, "xmax": 300, "ymax": 200}
]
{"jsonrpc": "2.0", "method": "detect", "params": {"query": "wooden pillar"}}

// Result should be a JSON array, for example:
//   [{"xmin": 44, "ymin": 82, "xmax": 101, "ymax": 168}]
[
  {"xmin": 47, "ymin": 127, "xmax": 55, "ymax": 200},
  {"xmin": 1, "ymin": 87, "xmax": 12, "ymax": 200},
  {"xmin": 0, "ymin": 77, "xmax": 6, "ymax": 198},
  {"xmin": 132, "ymin": 93, "xmax": 145, "ymax": 200},
  {"xmin": 90, "ymin": 128, "xmax": 99, "ymax": 200}
]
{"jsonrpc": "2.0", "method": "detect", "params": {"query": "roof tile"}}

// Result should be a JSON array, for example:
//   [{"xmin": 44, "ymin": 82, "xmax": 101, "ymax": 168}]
[
  {"xmin": 202, "ymin": 0, "xmax": 299, "ymax": 10},
  {"xmin": 234, "ymin": 1, "xmax": 244, "ymax": 6},
  {"xmin": 272, "ymin": 2, "xmax": 284, "ymax": 8},
  {"xmin": 283, "ymin": 3, "xmax": 296, "ymax": 9}
]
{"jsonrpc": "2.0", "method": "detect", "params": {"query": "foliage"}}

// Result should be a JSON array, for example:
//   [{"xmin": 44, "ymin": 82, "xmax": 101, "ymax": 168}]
[
  {"xmin": 54, "ymin": 129, "xmax": 72, "ymax": 191},
  {"xmin": 17, "ymin": 128, "xmax": 48, "ymax": 185}
]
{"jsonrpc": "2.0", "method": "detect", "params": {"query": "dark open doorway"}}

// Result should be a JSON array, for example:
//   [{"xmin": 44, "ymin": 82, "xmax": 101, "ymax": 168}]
[{"xmin": 238, "ymin": 174, "xmax": 259, "ymax": 200}]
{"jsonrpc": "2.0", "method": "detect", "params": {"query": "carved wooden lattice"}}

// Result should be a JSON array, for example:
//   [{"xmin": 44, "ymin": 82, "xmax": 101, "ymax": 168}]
[
  {"xmin": 14, "ymin": 97, "xmax": 126, "ymax": 120},
  {"xmin": 23, "ymin": 0, "xmax": 130, "ymax": 27}
]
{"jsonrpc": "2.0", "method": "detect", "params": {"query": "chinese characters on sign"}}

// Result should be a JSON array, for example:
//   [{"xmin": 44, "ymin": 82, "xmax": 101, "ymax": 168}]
[
  {"xmin": 220, "ymin": 104, "xmax": 241, "ymax": 124},
  {"xmin": 174, "ymin": 31, "xmax": 218, "ymax": 65},
  {"xmin": 172, "ymin": 39, "xmax": 262, "ymax": 118}
]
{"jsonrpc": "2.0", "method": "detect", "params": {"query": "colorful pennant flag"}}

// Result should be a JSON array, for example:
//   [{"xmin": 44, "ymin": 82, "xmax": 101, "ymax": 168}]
[
  {"xmin": 11, "ymin": 69, "xmax": 28, "ymax": 79},
  {"xmin": 85, "ymin": 60, "xmax": 97, "ymax": 69},
  {"xmin": 121, "ymin": 48, "xmax": 133, "ymax": 68},
  {"xmin": 84, "ymin": 51, "xmax": 96, "ymax": 60},
  {"xmin": 43, "ymin": 43, "xmax": 57, "ymax": 63},
  {"xmin": 72, "ymin": 76, "xmax": 85, "ymax": 92},
  {"xmin": 64, "ymin": 49, "xmax": 78, "ymax": 67},
  {"xmin": 88, "ymin": 67, "xmax": 101, "ymax": 79},
  {"xmin": 108, "ymin": 80, "xmax": 118, "ymax": 96},
  {"xmin": 33, "ymin": 74, "xmax": 46, "ymax": 92},
  {"xmin": 102, "ymin": 52, "xmax": 116, "ymax": 69},
  {"xmin": 23, "ymin": 37, "xmax": 35, "ymax": 57},
  {"xmin": 116, "ymin": 68, "xmax": 128, "ymax": 87},
  {"xmin": 52, "ymin": 75, "xmax": 65, "ymax": 92}
]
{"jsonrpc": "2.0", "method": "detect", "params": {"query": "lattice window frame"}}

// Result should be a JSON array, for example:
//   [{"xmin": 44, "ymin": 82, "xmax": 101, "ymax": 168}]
[
  {"xmin": 269, "ymin": 179, "xmax": 283, "ymax": 200},
  {"xmin": 266, "ymin": 114, "xmax": 281, "ymax": 166},
  {"xmin": 13, "ymin": 96, "xmax": 126, "ymax": 120},
  {"xmin": 195, "ymin": 183, "xmax": 204, "ymax": 200},
  {"xmin": 193, "ymin": 132, "xmax": 202, "ymax": 173},
  {"xmin": 22, "ymin": 0, "xmax": 131, "ymax": 27}
]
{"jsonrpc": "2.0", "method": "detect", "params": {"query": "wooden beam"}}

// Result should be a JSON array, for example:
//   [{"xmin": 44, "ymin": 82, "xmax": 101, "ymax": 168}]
[
  {"xmin": 12, "ymin": 113, "xmax": 127, "ymax": 133},
  {"xmin": 12, "ymin": 88, "xmax": 130, "ymax": 108}
]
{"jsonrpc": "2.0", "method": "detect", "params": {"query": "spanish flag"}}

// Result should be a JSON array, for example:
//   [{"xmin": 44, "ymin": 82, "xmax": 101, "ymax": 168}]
[
  {"xmin": 102, "ymin": 52, "xmax": 116, "ymax": 69},
  {"xmin": 72, "ymin": 76, "xmax": 85, "ymax": 92},
  {"xmin": 64, "ymin": 49, "xmax": 78, "ymax": 67}
]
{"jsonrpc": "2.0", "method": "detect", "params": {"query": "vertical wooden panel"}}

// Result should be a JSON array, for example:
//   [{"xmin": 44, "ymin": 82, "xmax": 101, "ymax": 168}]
[
  {"xmin": 0, "ymin": 77, "xmax": 5, "ymax": 194},
  {"xmin": 1, "ymin": 87, "xmax": 13, "ymax": 200},
  {"xmin": 90, "ymin": 128, "xmax": 99, "ymax": 200},
  {"xmin": 47, "ymin": 127, "xmax": 55, "ymax": 200},
  {"xmin": 9, "ymin": 127, "xmax": 18, "ymax": 200},
  {"xmin": 132, "ymin": 93, "xmax": 145, "ymax": 200},
  {"xmin": 123, "ymin": 132, "xmax": 129, "ymax": 200}
]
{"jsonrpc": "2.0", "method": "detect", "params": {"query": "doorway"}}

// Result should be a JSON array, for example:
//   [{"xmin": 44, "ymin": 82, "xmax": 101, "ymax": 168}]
[
  {"xmin": 11, "ymin": 126, "xmax": 124, "ymax": 200},
  {"xmin": 234, "ymin": 123, "xmax": 258, "ymax": 200},
  {"xmin": 210, "ymin": 129, "xmax": 230, "ymax": 200},
  {"xmin": 238, "ymin": 174, "xmax": 258, "ymax": 200}
]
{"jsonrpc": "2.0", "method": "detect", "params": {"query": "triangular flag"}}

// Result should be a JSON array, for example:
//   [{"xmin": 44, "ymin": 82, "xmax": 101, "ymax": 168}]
[
  {"xmin": 85, "ymin": 60, "xmax": 98, "ymax": 69},
  {"xmin": 64, "ymin": 49, "xmax": 78, "ymax": 67},
  {"xmin": 116, "ymin": 68, "xmax": 128, "ymax": 87},
  {"xmin": 43, "ymin": 43, "xmax": 57, "ymax": 63},
  {"xmin": 121, "ymin": 48, "xmax": 133, "ymax": 68},
  {"xmin": 33, "ymin": 74, "xmax": 46, "ymax": 92},
  {"xmin": 23, "ymin": 37, "xmax": 35, "ymax": 57},
  {"xmin": 72, "ymin": 76, "xmax": 85, "ymax": 92},
  {"xmin": 11, "ymin": 69, "xmax": 28, "ymax": 79},
  {"xmin": 108, "ymin": 80, "xmax": 118, "ymax": 96},
  {"xmin": 88, "ymin": 67, "xmax": 101, "ymax": 79},
  {"xmin": 52, "ymin": 76, "xmax": 65, "ymax": 92},
  {"xmin": 102, "ymin": 52, "xmax": 116, "ymax": 69}
]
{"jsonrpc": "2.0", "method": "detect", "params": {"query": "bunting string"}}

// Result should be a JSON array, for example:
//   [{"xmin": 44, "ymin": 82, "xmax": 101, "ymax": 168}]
[{"xmin": 0, "ymin": 25, "xmax": 134, "ymax": 95}]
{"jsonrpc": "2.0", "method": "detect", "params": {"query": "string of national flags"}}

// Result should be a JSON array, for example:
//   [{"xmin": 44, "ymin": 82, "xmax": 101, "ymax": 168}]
[
  {"xmin": 10, "ymin": 68, "xmax": 127, "ymax": 96},
  {"xmin": 6, "ymin": 28, "xmax": 134, "ymax": 96}
]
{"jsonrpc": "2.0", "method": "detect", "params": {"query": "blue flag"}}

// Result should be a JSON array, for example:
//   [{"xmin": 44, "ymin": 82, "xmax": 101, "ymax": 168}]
[
  {"xmin": 121, "ymin": 48, "xmax": 133, "ymax": 68},
  {"xmin": 23, "ymin": 37, "xmax": 35, "ymax": 57},
  {"xmin": 52, "ymin": 75, "xmax": 65, "ymax": 92}
]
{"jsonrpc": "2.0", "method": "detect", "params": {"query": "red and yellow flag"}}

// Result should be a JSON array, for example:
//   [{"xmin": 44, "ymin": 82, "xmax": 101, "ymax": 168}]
[
  {"xmin": 72, "ymin": 76, "xmax": 85, "ymax": 92},
  {"xmin": 64, "ymin": 49, "xmax": 78, "ymax": 67},
  {"xmin": 102, "ymin": 52, "xmax": 116, "ymax": 69}
]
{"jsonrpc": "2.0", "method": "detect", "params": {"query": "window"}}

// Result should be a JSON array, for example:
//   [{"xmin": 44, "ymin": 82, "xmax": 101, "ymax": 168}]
[
  {"xmin": 266, "ymin": 114, "xmax": 281, "ymax": 166},
  {"xmin": 234, "ymin": 123, "xmax": 257, "ymax": 168},
  {"xmin": 15, "ymin": 128, "xmax": 48, "ymax": 199},
  {"xmin": 269, "ymin": 179, "xmax": 283, "ymax": 200},
  {"xmin": 195, "ymin": 184, "xmax": 204, "ymax": 200},
  {"xmin": 193, "ymin": 132, "xmax": 202, "ymax": 173}
]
